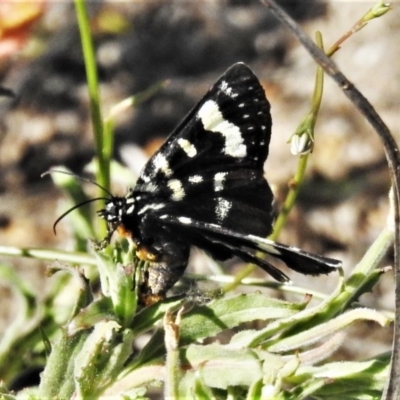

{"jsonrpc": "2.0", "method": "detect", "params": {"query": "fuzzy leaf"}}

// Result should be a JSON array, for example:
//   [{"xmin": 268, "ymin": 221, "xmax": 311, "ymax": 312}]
[
  {"xmin": 75, "ymin": 321, "xmax": 122, "ymax": 397},
  {"xmin": 267, "ymin": 308, "xmax": 390, "ymax": 353},
  {"xmin": 183, "ymin": 343, "xmax": 263, "ymax": 389},
  {"xmin": 130, "ymin": 297, "xmax": 184, "ymax": 336},
  {"xmin": 291, "ymin": 355, "xmax": 389, "ymax": 399},
  {"xmin": 180, "ymin": 293, "xmax": 307, "ymax": 344}
]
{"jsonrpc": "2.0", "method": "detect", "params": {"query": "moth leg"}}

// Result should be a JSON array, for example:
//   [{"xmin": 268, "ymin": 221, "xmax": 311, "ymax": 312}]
[{"xmin": 139, "ymin": 241, "xmax": 190, "ymax": 304}]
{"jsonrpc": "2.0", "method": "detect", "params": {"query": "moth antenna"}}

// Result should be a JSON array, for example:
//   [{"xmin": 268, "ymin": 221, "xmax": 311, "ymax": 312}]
[
  {"xmin": 53, "ymin": 197, "xmax": 109, "ymax": 235},
  {"xmin": 41, "ymin": 169, "xmax": 114, "ymax": 197}
]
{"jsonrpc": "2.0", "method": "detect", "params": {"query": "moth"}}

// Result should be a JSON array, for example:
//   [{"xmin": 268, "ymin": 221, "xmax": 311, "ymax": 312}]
[{"xmin": 98, "ymin": 63, "xmax": 341, "ymax": 303}]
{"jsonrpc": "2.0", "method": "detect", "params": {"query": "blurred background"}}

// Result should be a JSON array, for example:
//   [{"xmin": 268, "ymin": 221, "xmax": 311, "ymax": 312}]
[{"xmin": 0, "ymin": 0, "xmax": 398, "ymax": 362}]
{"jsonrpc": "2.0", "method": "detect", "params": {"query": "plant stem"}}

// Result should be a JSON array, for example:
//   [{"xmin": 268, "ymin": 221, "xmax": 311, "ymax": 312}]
[
  {"xmin": 0, "ymin": 245, "xmax": 96, "ymax": 266},
  {"xmin": 74, "ymin": 0, "xmax": 108, "ymax": 222}
]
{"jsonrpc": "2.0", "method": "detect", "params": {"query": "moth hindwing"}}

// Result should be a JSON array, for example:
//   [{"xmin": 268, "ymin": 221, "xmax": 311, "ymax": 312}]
[{"xmin": 98, "ymin": 63, "xmax": 341, "ymax": 304}]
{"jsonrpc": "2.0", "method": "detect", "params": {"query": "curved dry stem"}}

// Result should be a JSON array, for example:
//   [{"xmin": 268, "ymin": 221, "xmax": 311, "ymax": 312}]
[{"xmin": 260, "ymin": 1, "xmax": 400, "ymax": 399}]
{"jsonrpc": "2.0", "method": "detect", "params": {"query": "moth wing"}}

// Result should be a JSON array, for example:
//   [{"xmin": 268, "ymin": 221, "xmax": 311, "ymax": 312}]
[
  {"xmin": 156, "ymin": 214, "xmax": 341, "ymax": 281},
  {"xmin": 136, "ymin": 63, "xmax": 272, "ymax": 186}
]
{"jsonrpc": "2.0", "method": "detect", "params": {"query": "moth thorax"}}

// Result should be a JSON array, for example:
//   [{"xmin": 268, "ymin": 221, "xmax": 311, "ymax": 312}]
[{"xmin": 124, "ymin": 195, "xmax": 135, "ymax": 215}]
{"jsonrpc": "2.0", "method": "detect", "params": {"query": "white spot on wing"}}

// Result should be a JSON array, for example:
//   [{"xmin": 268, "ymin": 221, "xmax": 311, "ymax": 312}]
[
  {"xmin": 248, "ymin": 236, "xmax": 281, "ymax": 255},
  {"xmin": 141, "ymin": 174, "xmax": 151, "ymax": 183},
  {"xmin": 168, "ymin": 179, "xmax": 185, "ymax": 201},
  {"xmin": 177, "ymin": 138, "xmax": 197, "ymax": 158},
  {"xmin": 214, "ymin": 172, "xmax": 227, "ymax": 192},
  {"xmin": 178, "ymin": 217, "xmax": 192, "ymax": 224},
  {"xmin": 137, "ymin": 182, "xmax": 159, "ymax": 193},
  {"xmin": 189, "ymin": 175, "xmax": 203, "ymax": 184},
  {"xmin": 152, "ymin": 153, "xmax": 172, "ymax": 177},
  {"xmin": 197, "ymin": 100, "xmax": 246, "ymax": 158},
  {"xmin": 216, "ymin": 198, "xmax": 232, "ymax": 223},
  {"xmin": 137, "ymin": 203, "xmax": 166, "ymax": 215},
  {"xmin": 219, "ymin": 80, "xmax": 236, "ymax": 97}
]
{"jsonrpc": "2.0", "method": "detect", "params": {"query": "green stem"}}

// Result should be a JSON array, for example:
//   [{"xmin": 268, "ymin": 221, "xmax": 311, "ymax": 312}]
[
  {"xmin": 270, "ymin": 155, "xmax": 308, "ymax": 240},
  {"xmin": 74, "ymin": 0, "xmax": 108, "ymax": 213},
  {"xmin": 0, "ymin": 245, "xmax": 96, "ymax": 266},
  {"xmin": 273, "ymin": 32, "xmax": 324, "ymax": 239},
  {"xmin": 327, "ymin": 1, "xmax": 391, "ymax": 57}
]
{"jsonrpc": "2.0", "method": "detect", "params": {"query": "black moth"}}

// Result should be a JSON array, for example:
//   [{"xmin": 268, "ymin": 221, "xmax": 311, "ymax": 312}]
[{"xmin": 99, "ymin": 63, "xmax": 341, "ymax": 302}]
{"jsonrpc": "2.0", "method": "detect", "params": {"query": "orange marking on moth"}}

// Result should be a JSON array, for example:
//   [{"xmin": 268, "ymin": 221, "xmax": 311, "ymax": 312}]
[
  {"xmin": 140, "ymin": 293, "xmax": 164, "ymax": 306},
  {"xmin": 136, "ymin": 246, "xmax": 158, "ymax": 262},
  {"xmin": 116, "ymin": 224, "xmax": 133, "ymax": 238}
]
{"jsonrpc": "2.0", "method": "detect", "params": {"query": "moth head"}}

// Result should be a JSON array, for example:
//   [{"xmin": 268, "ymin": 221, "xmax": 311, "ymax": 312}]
[
  {"xmin": 97, "ymin": 190, "xmax": 136, "ymax": 242},
  {"xmin": 98, "ymin": 196, "xmax": 131, "ymax": 226}
]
